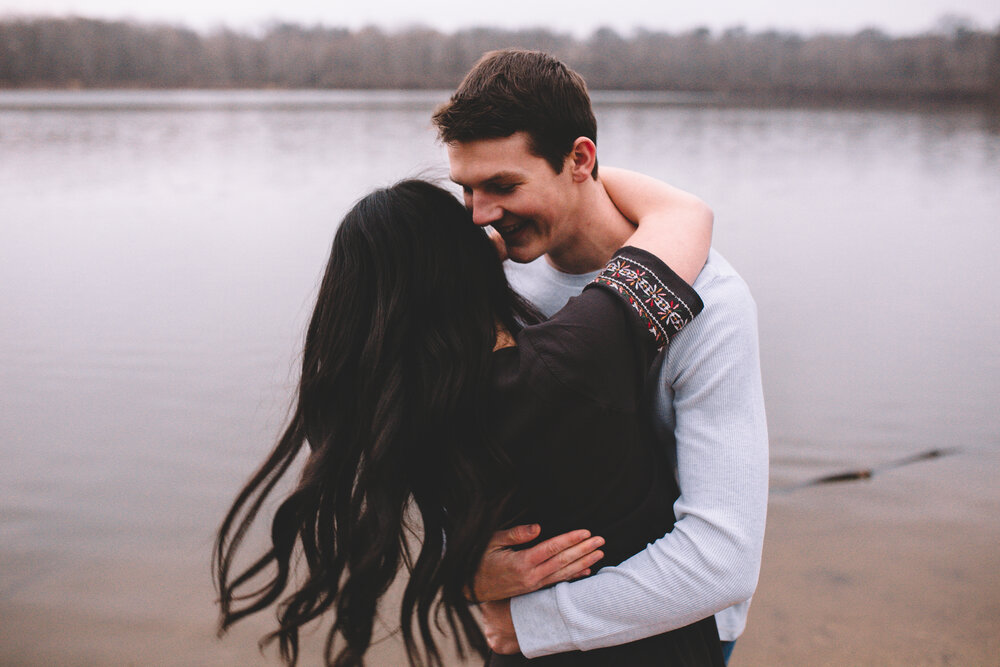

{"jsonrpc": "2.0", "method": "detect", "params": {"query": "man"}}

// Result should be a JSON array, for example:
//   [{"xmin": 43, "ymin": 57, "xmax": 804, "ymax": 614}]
[{"xmin": 432, "ymin": 50, "xmax": 768, "ymax": 663}]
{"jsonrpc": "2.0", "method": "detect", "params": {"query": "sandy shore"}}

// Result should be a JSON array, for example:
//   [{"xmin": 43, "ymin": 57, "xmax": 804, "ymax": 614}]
[
  {"xmin": 732, "ymin": 445, "xmax": 1000, "ymax": 666},
  {"xmin": 2, "ymin": 448, "xmax": 998, "ymax": 666}
]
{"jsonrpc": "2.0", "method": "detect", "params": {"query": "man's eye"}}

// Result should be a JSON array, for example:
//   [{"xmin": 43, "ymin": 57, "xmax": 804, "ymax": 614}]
[{"xmin": 491, "ymin": 184, "xmax": 516, "ymax": 194}]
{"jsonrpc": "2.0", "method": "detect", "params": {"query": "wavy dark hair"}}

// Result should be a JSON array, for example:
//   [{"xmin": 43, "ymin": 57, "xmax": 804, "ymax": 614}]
[{"xmin": 214, "ymin": 180, "xmax": 540, "ymax": 666}]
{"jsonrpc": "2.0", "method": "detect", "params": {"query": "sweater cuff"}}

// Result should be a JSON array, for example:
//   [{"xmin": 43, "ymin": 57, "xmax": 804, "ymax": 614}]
[
  {"xmin": 510, "ymin": 586, "xmax": 579, "ymax": 658},
  {"xmin": 587, "ymin": 246, "xmax": 704, "ymax": 351}
]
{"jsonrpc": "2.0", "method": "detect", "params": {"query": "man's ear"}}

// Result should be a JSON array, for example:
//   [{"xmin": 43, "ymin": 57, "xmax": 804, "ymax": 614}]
[{"xmin": 568, "ymin": 138, "xmax": 597, "ymax": 183}]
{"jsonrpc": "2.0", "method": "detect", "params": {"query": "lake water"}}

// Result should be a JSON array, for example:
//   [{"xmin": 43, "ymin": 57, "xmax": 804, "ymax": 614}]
[{"xmin": 1, "ymin": 90, "xmax": 999, "ymax": 665}]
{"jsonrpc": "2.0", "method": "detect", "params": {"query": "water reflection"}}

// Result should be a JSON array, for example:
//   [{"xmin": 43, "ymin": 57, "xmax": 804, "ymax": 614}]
[{"xmin": 1, "ymin": 91, "xmax": 999, "ymax": 665}]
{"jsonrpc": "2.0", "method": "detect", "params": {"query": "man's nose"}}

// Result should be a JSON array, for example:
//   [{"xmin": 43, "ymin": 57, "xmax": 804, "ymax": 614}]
[{"xmin": 470, "ymin": 193, "xmax": 502, "ymax": 227}]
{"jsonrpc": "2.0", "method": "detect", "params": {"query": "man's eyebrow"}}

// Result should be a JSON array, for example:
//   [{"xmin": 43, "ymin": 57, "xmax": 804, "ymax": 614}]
[
  {"xmin": 484, "ymin": 171, "xmax": 522, "ymax": 182},
  {"xmin": 485, "ymin": 172, "xmax": 527, "ymax": 188},
  {"xmin": 451, "ymin": 171, "xmax": 523, "ymax": 187}
]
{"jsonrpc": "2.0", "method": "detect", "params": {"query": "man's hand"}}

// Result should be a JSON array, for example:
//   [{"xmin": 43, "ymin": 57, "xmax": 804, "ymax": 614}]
[
  {"xmin": 470, "ymin": 524, "xmax": 604, "ymax": 602},
  {"xmin": 480, "ymin": 600, "xmax": 520, "ymax": 655}
]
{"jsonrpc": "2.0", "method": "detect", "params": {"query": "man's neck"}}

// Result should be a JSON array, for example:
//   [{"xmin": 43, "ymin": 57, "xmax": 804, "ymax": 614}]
[{"xmin": 545, "ymin": 179, "xmax": 634, "ymax": 274}]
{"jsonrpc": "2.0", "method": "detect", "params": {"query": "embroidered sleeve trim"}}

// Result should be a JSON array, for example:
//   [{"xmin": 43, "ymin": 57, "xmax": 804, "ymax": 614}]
[{"xmin": 591, "ymin": 249, "xmax": 702, "ymax": 351}]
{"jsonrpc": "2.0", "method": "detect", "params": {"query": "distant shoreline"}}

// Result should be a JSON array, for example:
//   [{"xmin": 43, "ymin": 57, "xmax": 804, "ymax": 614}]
[
  {"xmin": 0, "ymin": 85, "xmax": 994, "ymax": 111},
  {"xmin": 2, "ymin": 17, "xmax": 998, "ymax": 110}
]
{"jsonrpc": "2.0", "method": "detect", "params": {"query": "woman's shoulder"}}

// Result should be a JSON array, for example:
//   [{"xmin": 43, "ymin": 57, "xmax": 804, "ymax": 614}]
[
  {"xmin": 507, "ymin": 287, "xmax": 643, "ymax": 411},
  {"xmin": 512, "ymin": 247, "xmax": 705, "ymax": 407}
]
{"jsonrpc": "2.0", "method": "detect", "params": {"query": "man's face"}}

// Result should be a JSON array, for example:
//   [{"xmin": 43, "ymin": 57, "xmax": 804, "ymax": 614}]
[{"xmin": 447, "ymin": 132, "xmax": 575, "ymax": 264}]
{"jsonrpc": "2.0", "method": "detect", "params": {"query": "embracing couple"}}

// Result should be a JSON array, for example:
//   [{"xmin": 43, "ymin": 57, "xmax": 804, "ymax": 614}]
[{"xmin": 215, "ymin": 49, "xmax": 768, "ymax": 667}]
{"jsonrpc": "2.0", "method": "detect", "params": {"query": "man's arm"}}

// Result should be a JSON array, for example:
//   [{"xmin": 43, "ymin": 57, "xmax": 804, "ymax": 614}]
[
  {"xmin": 510, "ymin": 259, "xmax": 768, "ymax": 657},
  {"xmin": 471, "ymin": 169, "xmax": 712, "ymax": 605},
  {"xmin": 472, "ymin": 171, "xmax": 721, "ymax": 655}
]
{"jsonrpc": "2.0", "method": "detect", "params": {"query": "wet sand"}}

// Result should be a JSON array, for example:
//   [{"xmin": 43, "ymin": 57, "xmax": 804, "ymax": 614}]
[
  {"xmin": 3, "ymin": 448, "xmax": 998, "ymax": 666},
  {"xmin": 733, "ymin": 448, "xmax": 1000, "ymax": 666}
]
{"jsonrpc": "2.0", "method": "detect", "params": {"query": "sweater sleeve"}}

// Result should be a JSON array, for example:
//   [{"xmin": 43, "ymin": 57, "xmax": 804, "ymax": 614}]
[{"xmin": 510, "ymin": 254, "xmax": 769, "ymax": 657}]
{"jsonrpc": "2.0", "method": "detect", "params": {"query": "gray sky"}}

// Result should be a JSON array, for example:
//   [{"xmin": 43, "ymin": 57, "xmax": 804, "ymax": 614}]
[{"xmin": 1, "ymin": 0, "xmax": 998, "ymax": 36}]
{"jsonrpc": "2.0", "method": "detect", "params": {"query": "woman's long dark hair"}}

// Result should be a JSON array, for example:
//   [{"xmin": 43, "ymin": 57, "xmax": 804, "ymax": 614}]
[{"xmin": 214, "ymin": 180, "xmax": 540, "ymax": 666}]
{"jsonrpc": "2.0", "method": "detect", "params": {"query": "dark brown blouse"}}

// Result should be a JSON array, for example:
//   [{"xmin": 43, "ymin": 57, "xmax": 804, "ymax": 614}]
[{"xmin": 487, "ymin": 247, "xmax": 723, "ymax": 666}]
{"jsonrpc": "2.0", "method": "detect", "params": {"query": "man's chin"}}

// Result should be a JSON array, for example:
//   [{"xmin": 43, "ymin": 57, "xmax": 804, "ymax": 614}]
[{"xmin": 504, "ymin": 244, "xmax": 545, "ymax": 264}]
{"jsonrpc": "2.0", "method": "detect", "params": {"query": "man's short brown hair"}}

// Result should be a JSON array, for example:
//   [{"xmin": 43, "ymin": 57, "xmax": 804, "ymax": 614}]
[{"xmin": 432, "ymin": 49, "xmax": 598, "ymax": 177}]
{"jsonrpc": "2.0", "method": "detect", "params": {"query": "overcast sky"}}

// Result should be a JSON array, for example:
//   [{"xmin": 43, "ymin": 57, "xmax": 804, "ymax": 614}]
[{"xmin": 1, "ymin": 0, "xmax": 998, "ymax": 36}]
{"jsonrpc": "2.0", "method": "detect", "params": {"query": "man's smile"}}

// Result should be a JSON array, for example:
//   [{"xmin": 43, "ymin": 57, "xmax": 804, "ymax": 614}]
[{"xmin": 494, "ymin": 219, "xmax": 529, "ymax": 239}]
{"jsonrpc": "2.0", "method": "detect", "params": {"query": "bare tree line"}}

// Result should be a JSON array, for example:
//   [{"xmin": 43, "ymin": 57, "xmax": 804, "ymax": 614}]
[{"xmin": 1, "ymin": 17, "xmax": 998, "ymax": 104}]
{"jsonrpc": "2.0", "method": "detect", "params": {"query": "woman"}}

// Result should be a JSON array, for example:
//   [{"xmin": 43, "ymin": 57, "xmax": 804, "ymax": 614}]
[{"xmin": 214, "ymin": 171, "xmax": 721, "ymax": 666}]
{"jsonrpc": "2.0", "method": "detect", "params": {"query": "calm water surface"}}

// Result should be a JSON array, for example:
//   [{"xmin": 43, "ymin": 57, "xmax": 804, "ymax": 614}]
[{"xmin": 1, "ymin": 90, "xmax": 998, "ymax": 665}]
